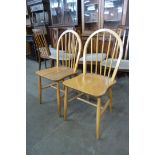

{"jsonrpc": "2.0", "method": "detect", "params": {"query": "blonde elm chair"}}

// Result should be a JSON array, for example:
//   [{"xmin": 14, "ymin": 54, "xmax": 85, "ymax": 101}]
[
  {"xmin": 36, "ymin": 30, "xmax": 82, "ymax": 116},
  {"xmin": 63, "ymin": 29, "xmax": 123, "ymax": 139},
  {"xmin": 102, "ymin": 27, "xmax": 129, "ymax": 71}
]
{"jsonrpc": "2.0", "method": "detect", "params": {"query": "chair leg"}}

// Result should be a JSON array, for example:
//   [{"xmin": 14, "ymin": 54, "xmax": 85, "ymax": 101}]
[
  {"xmin": 39, "ymin": 58, "xmax": 41, "ymax": 70},
  {"xmin": 57, "ymin": 82, "xmax": 61, "ymax": 116},
  {"xmin": 108, "ymin": 88, "xmax": 113, "ymax": 112},
  {"xmin": 96, "ymin": 97, "xmax": 101, "ymax": 140},
  {"xmin": 50, "ymin": 59, "xmax": 53, "ymax": 67},
  {"xmin": 44, "ymin": 59, "xmax": 47, "ymax": 68},
  {"xmin": 64, "ymin": 86, "xmax": 68, "ymax": 121},
  {"xmin": 38, "ymin": 76, "xmax": 42, "ymax": 104}
]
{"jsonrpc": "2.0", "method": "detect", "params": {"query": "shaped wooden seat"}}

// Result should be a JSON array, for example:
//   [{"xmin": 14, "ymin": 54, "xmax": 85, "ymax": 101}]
[
  {"xmin": 36, "ymin": 66, "xmax": 75, "ymax": 81},
  {"xmin": 63, "ymin": 73, "xmax": 116, "ymax": 97},
  {"xmin": 36, "ymin": 30, "xmax": 82, "ymax": 116},
  {"xmin": 63, "ymin": 29, "xmax": 123, "ymax": 139}
]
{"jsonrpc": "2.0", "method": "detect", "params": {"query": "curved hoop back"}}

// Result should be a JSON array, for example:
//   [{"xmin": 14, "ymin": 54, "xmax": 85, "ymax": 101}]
[
  {"xmin": 33, "ymin": 29, "xmax": 50, "ymax": 59},
  {"xmin": 56, "ymin": 30, "xmax": 82, "ymax": 73},
  {"xmin": 83, "ymin": 29, "xmax": 123, "ymax": 81}
]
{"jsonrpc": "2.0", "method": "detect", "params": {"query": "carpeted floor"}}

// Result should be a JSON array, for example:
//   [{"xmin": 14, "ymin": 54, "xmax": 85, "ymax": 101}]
[{"xmin": 26, "ymin": 58, "xmax": 129, "ymax": 155}]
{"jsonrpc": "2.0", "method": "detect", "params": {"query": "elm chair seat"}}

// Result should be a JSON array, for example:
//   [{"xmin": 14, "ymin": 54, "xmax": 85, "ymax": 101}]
[
  {"xmin": 63, "ymin": 73, "xmax": 116, "ymax": 97},
  {"xmin": 36, "ymin": 66, "xmax": 75, "ymax": 82}
]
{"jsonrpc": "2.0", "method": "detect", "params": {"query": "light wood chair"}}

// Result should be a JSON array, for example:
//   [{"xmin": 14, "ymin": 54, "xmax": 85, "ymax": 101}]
[
  {"xmin": 36, "ymin": 30, "xmax": 82, "ymax": 116},
  {"xmin": 102, "ymin": 27, "xmax": 129, "ymax": 71},
  {"xmin": 63, "ymin": 29, "xmax": 123, "ymax": 139}
]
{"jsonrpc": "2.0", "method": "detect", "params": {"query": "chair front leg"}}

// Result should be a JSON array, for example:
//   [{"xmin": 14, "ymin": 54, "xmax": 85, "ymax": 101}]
[
  {"xmin": 64, "ymin": 86, "xmax": 68, "ymax": 121},
  {"xmin": 96, "ymin": 97, "xmax": 101, "ymax": 140},
  {"xmin": 57, "ymin": 81, "xmax": 61, "ymax": 116},
  {"xmin": 38, "ymin": 76, "xmax": 42, "ymax": 104},
  {"xmin": 108, "ymin": 88, "xmax": 113, "ymax": 112}
]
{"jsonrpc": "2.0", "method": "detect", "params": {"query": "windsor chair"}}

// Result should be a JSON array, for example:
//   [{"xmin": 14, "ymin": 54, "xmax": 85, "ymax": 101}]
[
  {"xmin": 35, "ymin": 30, "xmax": 82, "ymax": 116},
  {"xmin": 63, "ymin": 29, "xmax": 123, "ymax": 139}
]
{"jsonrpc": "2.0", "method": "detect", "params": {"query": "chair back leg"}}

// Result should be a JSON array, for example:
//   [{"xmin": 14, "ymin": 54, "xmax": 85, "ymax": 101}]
[{"xmin": 96, "ymin": 97, "xmax": 101, "ymax": 139}]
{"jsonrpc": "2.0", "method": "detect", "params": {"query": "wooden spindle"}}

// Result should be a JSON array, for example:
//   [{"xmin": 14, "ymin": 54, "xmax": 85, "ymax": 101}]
[
  {"xmin": 65, "ymin": 34, "xmax": 67, "ymax": 67},
  {"xmin": 124, "ymin": 34, "xmax": 129, "ymax": 60},
  {"xmin": 91, "ymin": 38, "xmax": 93, "ymax": 74},
  {"xmin": 100, "ymin": 32, "xmax": 105, "ymax": 75},
  {"xmin": 95, "ymin": 34, "xmax": 99, "ymax": 74},
  {"xmin": 104, "ymin": 34, "xmax": 112, "ymax": 76},
  {"xmin": 108, "ymin": 38, "xmax": 118, "ymax": 78},
  {"xmin": 61, "ymin": 38, "xmax": 64, "ymax": 66},
  {"xmin": 68, "ymin": 32, "xmax": 71, "ymax": 67}
]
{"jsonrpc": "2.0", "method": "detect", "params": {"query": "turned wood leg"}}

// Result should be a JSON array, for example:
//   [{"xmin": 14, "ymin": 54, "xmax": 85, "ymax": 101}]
[
  {"xmin": 108, "ymin": 88, "xmax": 113, "ymax": 112},
  {"xmin": 38, "ymin": 76, "xmax": 42, "ymax": 104},
  {"xmin": 57, "ymin": 82, "xmax": 61, "ymax": 116},
  {"xmin": 64, "ymin": 86, "xmax": 68, "ymax": 121},
  {"xmin": 96, "ymin": 97, "xmax": 101, "ymax": 140}
]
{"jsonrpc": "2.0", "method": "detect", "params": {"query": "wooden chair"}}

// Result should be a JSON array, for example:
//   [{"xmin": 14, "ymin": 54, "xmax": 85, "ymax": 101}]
[
  {"xmin": 63, "ymin": 29, "xmax": 123, "ymax": 139},
  {"xmin": 36, "ymin": 30, "xmax": 82, "ymax": 116},
  {"xmin": 33, "ymin": 29, "xmax": 52, "ymax": 70},
  {"xmin": 102, "ymin": 27, "xmax": 129, "ymax": 71}
]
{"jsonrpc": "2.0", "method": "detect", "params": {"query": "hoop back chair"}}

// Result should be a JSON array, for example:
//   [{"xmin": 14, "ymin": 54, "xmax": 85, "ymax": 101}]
[
  {"xmin": 63, "ymin": 29, "xmax": 123, "ymax": 139},
  {"xmin": 33, "ymin": 29, "xmax": 51, "ymax": 69},
  {"xmin": 36, "ymin": 30, "xmax": 82, "ymax": 116},
  {"xmin": 102, "ymin": 27, "xmax": 129, "ymax": 71}
]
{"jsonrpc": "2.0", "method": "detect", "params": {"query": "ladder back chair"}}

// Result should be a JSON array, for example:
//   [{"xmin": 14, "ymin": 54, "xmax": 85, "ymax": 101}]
[
  {"xmin": 102, "ymin": 27, "xmax": 129, "ymax": 71},
  {"xmin": 33, "ymin": 29, "xmax": 52, "ymax": 69},
  {"xmin": 36, "ymin": 30, "xmax": 82, "ymax": 116},
  {"xmin": 63, "ymin": 29, "xmax": 123, "ymax": 139}
]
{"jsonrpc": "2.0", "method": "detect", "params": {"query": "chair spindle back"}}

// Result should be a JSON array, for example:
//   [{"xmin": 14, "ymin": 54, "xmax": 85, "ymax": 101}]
[
  {"xmin": 56, "ymin": 30, "xmax": 82, "ymax": 73},
  {"xmin": 83, "ymin": 29, "xmax": 123, "ymax": 81}
]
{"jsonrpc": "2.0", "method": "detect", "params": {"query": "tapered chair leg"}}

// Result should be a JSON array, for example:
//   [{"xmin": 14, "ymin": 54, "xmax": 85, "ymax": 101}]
[
  {"xmin": 38, "ymin": 76, "xmax": 42, "ymax": 104},
  {"xmin": 57, "ymin": 82, "xmax": 61, "ymax": 116},
  {"xmin": 96, "ymin": 97, "xmax": 101, "ymax": 140},
  {"xmin": 108, "ymin": 88, "xmax": 113, "ymax": 112},
  {"xmin": 64, "ymin": 86, "xmax": 68, "ymax": 121}
]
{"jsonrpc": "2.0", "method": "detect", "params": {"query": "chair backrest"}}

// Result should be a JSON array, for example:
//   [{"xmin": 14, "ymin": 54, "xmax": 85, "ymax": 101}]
[
  {"xmin": 49, "ymin": 28, "xmax": 59, "ymax": 48},
  {"xmin": 83, "ymin": 29, "xmax": 123, "ymax": 81},
  {"xmin": 32, "ymin": 29, "xmax": 50, "ymax": 59},
  {"xmin": 56, "ymin": 30, "xmax": 82, "ymax": 73},
  {"xmin": 115, "ymin": 27, "xmax": 129, "ymax": 60}
]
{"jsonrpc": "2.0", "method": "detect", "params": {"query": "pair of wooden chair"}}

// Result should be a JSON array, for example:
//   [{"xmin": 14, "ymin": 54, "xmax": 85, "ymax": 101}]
[{"xmin": 35, "ymin": 29, "xmax": 125, "ymax": 139}]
